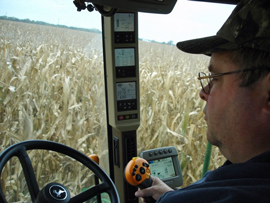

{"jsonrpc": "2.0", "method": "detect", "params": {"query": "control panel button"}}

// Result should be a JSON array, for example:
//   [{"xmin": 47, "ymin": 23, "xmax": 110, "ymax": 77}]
[
  {"xmin": 116, "ymin": 67, "xmax": 136, "ymax": 78},
  {"xmin": 114, "ymin": 32, "xmax": 135, "ymax": 43},
  {"xmin": 117, "ymin": 100, "xmax": 137, "ymax": 111},
  {"xmin": 117, "ymin": 113, "xmax": 138, "ymax": 121}
]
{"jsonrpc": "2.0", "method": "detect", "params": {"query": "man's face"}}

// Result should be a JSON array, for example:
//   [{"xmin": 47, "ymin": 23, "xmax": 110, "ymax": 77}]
[{"xmin": 199, "ymin": 51, "xmax": 261, "ymax": 159}]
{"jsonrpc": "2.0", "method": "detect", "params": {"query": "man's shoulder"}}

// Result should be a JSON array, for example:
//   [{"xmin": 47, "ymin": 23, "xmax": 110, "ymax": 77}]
[{"xmin": 157, "ymin": 151, "xmax": 270, "ymax": 203}]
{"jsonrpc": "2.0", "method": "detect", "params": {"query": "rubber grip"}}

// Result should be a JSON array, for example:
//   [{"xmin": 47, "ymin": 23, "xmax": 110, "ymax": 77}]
[
  {"xmin": 138, "ymin": 178, "xmax": 156, "ymax": 203},
  {"xmin": 124, "ymin": 157, "xmax": 156, "ymax": 203}
]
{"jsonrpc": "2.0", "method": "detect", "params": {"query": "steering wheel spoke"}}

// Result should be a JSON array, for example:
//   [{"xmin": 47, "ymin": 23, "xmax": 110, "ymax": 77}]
[
  {"xmin": 17, "ymin": 147, "xmax": 40, "ymax": 202},
  {"xmin": 69, "ymin": 182, "xmax": 110, "ymax": 203}
]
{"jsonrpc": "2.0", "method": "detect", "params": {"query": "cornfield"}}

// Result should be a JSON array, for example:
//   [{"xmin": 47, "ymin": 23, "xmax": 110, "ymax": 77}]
[{"xmin": 0, "ymin": 20, "xmax": 225, "ymax": 202}]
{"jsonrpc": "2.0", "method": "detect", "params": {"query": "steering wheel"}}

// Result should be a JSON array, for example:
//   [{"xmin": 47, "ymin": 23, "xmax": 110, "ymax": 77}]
[{"xmin": 0, "ymin": 140, "xmax": 120, "ymax": 203}]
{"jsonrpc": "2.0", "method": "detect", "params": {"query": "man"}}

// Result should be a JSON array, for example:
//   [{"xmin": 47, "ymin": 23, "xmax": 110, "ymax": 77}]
[{"xmin": 135, "ymin": 0, "xmax": 270, "ymax": 202}]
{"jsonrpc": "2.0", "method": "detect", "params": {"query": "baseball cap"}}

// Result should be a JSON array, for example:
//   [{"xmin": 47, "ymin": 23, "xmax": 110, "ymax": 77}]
[{"xmin": 176, "ymin": 0, "xmax": 270, "ymax": 55}]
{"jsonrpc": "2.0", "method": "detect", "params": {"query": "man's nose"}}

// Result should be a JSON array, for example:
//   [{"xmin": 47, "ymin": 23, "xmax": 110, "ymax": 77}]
[{"xmin": 199, "ymin": 88, "xmax": 208, "ymax": 101}]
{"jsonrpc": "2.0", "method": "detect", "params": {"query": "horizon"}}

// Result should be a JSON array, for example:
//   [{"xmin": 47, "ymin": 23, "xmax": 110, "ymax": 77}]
[{"xmin": 0, "ymin": 0, "xmax": 235, "ymax": 44}]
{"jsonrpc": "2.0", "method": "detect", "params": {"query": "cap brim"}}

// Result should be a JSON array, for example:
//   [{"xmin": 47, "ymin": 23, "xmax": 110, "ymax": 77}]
[{"xmin": 176, "ymin": 35, "xmax": 238, "ymax": 56}]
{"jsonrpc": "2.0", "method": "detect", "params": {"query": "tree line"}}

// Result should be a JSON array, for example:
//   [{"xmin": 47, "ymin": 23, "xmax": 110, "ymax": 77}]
[
  {"xmin": 0, "ymin": 16, "xmax": 175, "ymax": 45},
  {"xmin": 0, "ymin": 16, "xmax": 101, "ymax": 34}
]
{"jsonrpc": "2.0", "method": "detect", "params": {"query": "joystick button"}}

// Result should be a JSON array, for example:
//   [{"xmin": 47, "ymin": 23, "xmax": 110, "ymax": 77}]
[
  {"xmin": 140, "ymin": 167, "xmax": 146, "ymax": 174},
  {"xmin": 136, "ymin": 174, "xmax": 142, "ymax": 181},
  {"xmin": 142, "ymin": 162, "xmax": 149, "ymax": 168}
]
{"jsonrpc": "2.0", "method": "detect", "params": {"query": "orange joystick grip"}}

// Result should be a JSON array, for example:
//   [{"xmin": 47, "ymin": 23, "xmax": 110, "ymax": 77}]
[{"xmin": 125, "ymin": 157, "xmax": 155, "ymax": 203}]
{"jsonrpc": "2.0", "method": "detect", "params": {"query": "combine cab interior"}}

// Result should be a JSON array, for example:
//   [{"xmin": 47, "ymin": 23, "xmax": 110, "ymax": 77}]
[{"xmin": 0, "ymin": 0, "xmax": 239, "ymax": 202}]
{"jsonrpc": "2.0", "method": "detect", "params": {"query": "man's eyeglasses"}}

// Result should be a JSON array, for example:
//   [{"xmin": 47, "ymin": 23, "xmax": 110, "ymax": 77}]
[{"xmin": 198, "ymin": 67, "xmax": 270, "ymax": 94}]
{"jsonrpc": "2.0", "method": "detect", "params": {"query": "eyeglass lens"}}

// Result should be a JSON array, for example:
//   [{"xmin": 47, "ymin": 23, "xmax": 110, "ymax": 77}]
[{"xmin": 199, "ymin": 72, "xmax": 211, "ymax": 93}]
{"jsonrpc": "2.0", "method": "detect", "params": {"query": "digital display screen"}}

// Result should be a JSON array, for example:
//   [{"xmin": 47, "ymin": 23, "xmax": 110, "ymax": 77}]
[
  {"xmin": 149, "ymin": 157, "xmax": 176, "ymax": 179},
  {"xmin": 116, "ymin": 82, "xmax": 136, "ymax": 101},
  {"xmin": 114, "ymin": 13, "xmax": 135, "ymax": 32},
  {"xmin": 115, "ymin": 48, "xmax": 135, "ymax": 67}
]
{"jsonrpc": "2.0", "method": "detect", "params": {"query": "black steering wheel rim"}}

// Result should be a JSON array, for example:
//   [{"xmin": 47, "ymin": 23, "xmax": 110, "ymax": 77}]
[{"xmin": 0, "ymin": 140, "xmax": 120, "ymax": 203}]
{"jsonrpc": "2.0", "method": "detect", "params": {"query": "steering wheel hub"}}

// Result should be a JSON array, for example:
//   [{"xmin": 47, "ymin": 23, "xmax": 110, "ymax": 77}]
[
  {"xmin": 35, "ymin": 182, "xmax": 70, "ymax": 203},
  {"xmin": 49, "ymin": 184, "xmax": 68, "ymax": 200}
]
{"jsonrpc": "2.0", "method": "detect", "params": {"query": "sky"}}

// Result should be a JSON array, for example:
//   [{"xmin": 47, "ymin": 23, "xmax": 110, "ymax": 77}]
[{"xmin": 0, "ymin": 0, "xmax": 235, "ymax": 44}]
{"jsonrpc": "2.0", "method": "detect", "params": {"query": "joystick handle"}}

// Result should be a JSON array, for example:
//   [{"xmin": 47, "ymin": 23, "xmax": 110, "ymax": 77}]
[{"xmin": 125, "ymin": 157, "xmax": 156, "ymax": 203}]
